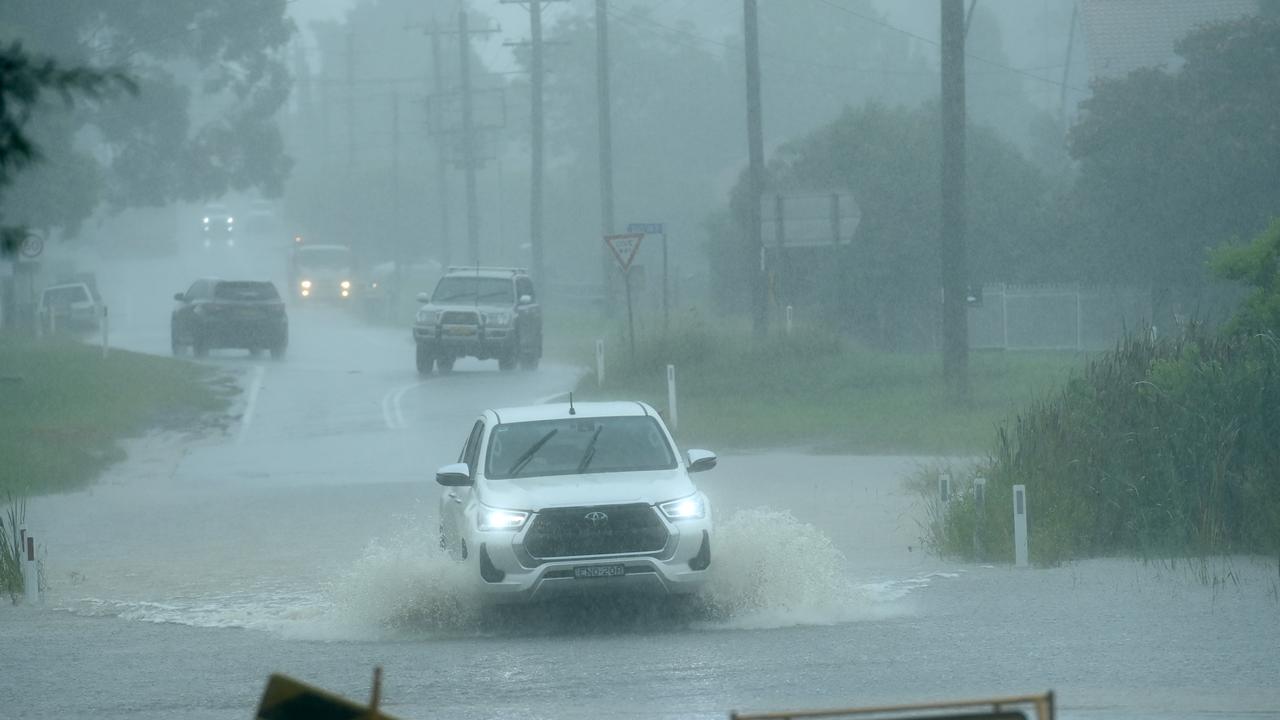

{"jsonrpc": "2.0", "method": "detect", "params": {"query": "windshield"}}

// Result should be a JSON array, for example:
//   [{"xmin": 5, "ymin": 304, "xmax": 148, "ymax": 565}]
[
  {"xmin": 485, "ymin": 416, "xmax": 676, "ymax": 479},
  {"xmin": 42, "ymin": 285, "xmax": 90, "ymax": 305},
  {"xmin": 432, "ymin": 276, "xmax": 515, "ymax": 304},
  {"xmin": 294, "ymin": 248, "xmax": 352, "ymax": 270}
]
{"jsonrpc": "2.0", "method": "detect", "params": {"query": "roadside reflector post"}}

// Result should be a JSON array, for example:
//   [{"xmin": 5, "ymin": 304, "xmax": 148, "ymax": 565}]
[
  {"xmin": 23, "ymin": 533, "xmax": 39, "ymax": 604},
  {"xmin": 595, "ymin": 339, "xmax": 605, "ymax": 387},
  {"xmin": 666, "ymin": 364, "xmax": 678, "ymax": 431},
  {"xmin": 973, "ymin": 476, "xmax": 987, "ymax": 560},
  {"xmin": 101, "ymin": 305, "xmax": 110, "ymax": 358},
  {"xmin": 785, "ymin": 305, "xmax": 793, "ymax": 336},
  {"xmin": 938, "ymin": 472, "xmax": 952, "ymax": 503},
  {"xmin": 1013, "ymin": 484, "xmax": 1029, "ymax": 567}
]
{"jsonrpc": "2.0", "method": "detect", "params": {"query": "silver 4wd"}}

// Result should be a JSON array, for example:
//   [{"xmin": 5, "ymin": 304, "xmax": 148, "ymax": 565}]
[{"xmin": 413, "ymin": 267, "xmax": 543, "ymax": 374}]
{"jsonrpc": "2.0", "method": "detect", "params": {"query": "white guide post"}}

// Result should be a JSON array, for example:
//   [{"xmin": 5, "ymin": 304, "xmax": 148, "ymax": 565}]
[
  {"xmin": 973, "ymin": 476, "xmax": 987, "ymax": 509},
  {"xmin": 23, "ymin": 533, "xmax": 39, "ymax": 604},
  {"xmin": 666, "ymin": 364, "xmax": 678, "ymax": 431},
  {"xmin": 595, "ymin": 339, "xmax": 605, "ymax": 387},
  {"xmin": 785, "ymin": 305, "xmax": 793, "ymax": 336},
  {"xmin": 938, "ymin": 472, "xmax": 952, "ymax": 504},
  {"xmin": 1013, "ymin": 484, "xmax": 1029, "ymax": 567},
  {"xmin": 101, "ymin": 305, "xmax": 110, "ymax": 358}
]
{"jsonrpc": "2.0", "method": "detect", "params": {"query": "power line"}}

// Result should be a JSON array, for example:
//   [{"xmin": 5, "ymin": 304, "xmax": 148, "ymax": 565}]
[{"xmin": 809, "ymin": 0, "xmax": 1089, "ymax": 93}]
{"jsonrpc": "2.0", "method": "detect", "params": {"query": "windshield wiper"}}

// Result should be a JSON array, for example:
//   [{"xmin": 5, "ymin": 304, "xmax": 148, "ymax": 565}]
[
  {"xmin": 576, "ymin": 426, "xmax": 604, "ymax": 473},
  {"xmin": 507, "ymin": 429, "xmax": 558, "ymax": 477}
]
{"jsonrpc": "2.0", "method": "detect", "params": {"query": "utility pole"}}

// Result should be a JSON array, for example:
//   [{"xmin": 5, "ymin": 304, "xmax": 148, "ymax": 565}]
[
  {"xmin": 458, "ymin": 9, "xmax": 481, "ymax": 266},
  {"xmin": 743, "ymin": 0, "xmax": 768, "ymax": 338},
  {"xmin": 426, "ymin": 18, "xmax": 453, "ymax": 267},
  {"xmin": 391, "ymin": 92, "xmax": 402, "ymax": 266},
  {"xmin": 595, "ymin": 0, "xmax": 617, "ymax": 314},
  {"xmin": 346, "ymin": 30, "xmax": 356, "ymax": 174},
  {"xmin": 941, "ymin": 0, "xmax": 969, "ymax": 396},
  {"xmin": 503, "ymin": 0, "xmax": 566, "ymax": 286}
]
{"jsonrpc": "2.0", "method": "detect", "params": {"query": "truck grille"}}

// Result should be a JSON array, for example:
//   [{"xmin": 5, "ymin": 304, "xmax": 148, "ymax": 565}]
[
  {"xmin": 441, "ymin": 310, "xmax": 479, "ymax": 325},
  {"xmin": 524, "ymin": 503, "xmax": 668, "ymax": 559}
]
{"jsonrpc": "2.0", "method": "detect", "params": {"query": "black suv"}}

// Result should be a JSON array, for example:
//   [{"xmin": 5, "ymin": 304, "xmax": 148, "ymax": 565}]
[
  {"xmin": 171, "ymin": 279, "xmax": 288, "ymax": 359},
  {"xmin": 412, "ymin": 267, "xmax": 542, "ymax": 374}
]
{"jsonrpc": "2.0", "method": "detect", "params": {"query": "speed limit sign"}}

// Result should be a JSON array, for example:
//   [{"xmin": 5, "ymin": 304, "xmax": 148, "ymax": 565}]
[{"xmin": 20, "ymin": 231, "xmax": 43, "ymax": 259}]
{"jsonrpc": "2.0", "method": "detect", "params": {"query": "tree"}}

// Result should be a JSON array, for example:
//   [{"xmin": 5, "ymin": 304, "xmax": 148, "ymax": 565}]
[
  {"xmin": 1068, "ymin": 14, "xmax": 1280, "ymax": 319},
  {"xmin": 0, "ymin": 42, "xmax": 133, "ymax": 256},
  {"xmin": 1210, "ymin": 218, "xmax": 1280, "ymax": 336},
  {"xmin": 0, "ymin": 2, "xmax": 294, "ymax": 236},
  {"xmin": 713, "ymin": 102, "xmax": 1056, "ymax": 350}
]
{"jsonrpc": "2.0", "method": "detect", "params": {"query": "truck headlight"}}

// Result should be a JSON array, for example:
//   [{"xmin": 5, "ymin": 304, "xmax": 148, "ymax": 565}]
[
  {"xmin": 340, "ymin": 280, "xmax": 351, "ymax": 290},
  {"xmin": 660, "ymin": 495, "xmax": 705, "ymax": 520},
  {"xmin": 300, "ymin": 280, "xmax": 312, "ymax": 289},
  {"xmin": 485, "ymin": 311, "xmax": 511, "ymax": 326},
  {"xmin": 478, "ymin": 506, "xmax": 529, "ymax": 531}
]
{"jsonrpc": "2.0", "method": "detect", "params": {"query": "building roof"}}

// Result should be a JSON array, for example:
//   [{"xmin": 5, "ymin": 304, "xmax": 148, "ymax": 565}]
[{"xmin": 1080, "ymin": 0, "xmax": 1258, "ymax": 78}]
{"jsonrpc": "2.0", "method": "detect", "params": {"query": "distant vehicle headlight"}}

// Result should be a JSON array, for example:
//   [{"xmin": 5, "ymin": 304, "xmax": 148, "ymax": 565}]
[
  {"xmin": 478, "ymin": 506, "xmax": 529, "ymax": 531},
  {"xmin": 202, "ymin": 217, "xmax": 210, "ymax": 224},
  {"xmin": 485, "ymin": 311, "xmax": 511, "ymax": 326},
  {"xmin": 226, "ymin": 216, "xmax": 234, "ymax": 224},
  {"xmin": 300, "ymin": 280, "xmax": 312, "ymax": 289},
  {"xmin": 340, "ymin": 280, "xmax": 351, "ymax": 290},
  {"xmin": 659, "ymin": 495, "xmax": 705, "ymax": 520}
]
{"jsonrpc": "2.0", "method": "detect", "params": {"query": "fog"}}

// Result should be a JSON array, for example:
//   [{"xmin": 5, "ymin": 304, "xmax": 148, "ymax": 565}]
[{"xmin": 2, "ymin": 2, "xmax": 1278, "ymax": 719}]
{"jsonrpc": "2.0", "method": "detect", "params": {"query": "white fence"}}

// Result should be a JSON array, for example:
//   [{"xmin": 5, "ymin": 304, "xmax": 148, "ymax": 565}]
[{"xmin": 969, "ymin": 284, "xmax": 1151, "ymax": 351}]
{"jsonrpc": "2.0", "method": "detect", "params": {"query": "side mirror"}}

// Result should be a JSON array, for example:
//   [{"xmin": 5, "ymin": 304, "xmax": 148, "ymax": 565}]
[
  {"xmin": 416, "ymin": 292, "xmax": 431, "ymax": 304},
  {"xmin": 686, "ymin": 449, "xmax": 717, "ymax": 473},
  {"xmin": 436, "ymin": 462, "xmax": 472, "ymax": 486},
  {"xmin": 518, "ymin": 294, "xmax": 533, "ymax": 306},
  {"xmin": 173, "ymin": 292, "xmax": 186, "ymax": 302}
]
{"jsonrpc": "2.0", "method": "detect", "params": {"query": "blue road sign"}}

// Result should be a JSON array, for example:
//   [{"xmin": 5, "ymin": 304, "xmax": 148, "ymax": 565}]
[{"xmin": 626, "ymin": 223, "xmax": 664, "ymax": 235}]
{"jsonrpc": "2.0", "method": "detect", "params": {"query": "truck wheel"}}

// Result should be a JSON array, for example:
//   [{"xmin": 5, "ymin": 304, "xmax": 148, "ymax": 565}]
[
  {"xmin": 416, "ymin": 343, "xmax": 434, "ymax": 376},
  {"xmin": 520, "ymin": 352, "xmax": 540, "ymax": 371},
  {"xmin": 436, "ymin": 354, "xmax": 455, "ymax": 374},
  {"xmin": 498, "ymin": 352, "xmax": 517, "ymax": 371}
]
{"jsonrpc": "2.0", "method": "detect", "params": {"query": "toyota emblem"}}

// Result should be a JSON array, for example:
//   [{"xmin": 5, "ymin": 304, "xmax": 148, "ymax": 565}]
[{"xmin": 584, "ymin": 511, "xmax": 609, "ymax": 528}]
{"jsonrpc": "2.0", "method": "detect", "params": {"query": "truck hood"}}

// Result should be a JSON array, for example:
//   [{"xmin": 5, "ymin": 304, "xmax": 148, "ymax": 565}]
[
  {"xmin": 478, "ymin": 468, "xmax": 694, "ymax": 511},
  {"xmin": 426, "ymin": 300, "xmax": 514, "ymax": 313}
]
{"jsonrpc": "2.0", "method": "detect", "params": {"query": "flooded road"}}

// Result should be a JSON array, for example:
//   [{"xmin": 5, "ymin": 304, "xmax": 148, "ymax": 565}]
[{"xmin": 2, "ymin": 246, "xmax": 1277, "ymax": 720}]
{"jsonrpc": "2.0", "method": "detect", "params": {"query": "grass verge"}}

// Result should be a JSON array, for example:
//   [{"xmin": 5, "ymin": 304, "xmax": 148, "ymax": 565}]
[
  {"xmin": 568, "ymin": 314, "xmax": 1085, "ymax": 454},
  {"xmin": 0, "ymin": 335, "xmax": 233, "ymax": 497}
]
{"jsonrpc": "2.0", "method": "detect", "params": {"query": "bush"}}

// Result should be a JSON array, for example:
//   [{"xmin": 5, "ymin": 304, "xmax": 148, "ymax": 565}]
[{"xmin": 928, "ymin": 329, "xmax": 1280, "ymax": 564}]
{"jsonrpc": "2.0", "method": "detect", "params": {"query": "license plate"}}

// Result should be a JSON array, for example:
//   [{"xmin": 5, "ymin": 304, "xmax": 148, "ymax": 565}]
[
  {"xmin": 574, "ymin": 564, "xmax": 625, "ymax": 579},
  {"xmin": 446, "ymin": 326, "xmax": 475, "ymax": 336}
]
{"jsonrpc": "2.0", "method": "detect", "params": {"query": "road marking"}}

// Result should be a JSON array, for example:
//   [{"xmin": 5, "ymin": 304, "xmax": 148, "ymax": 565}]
[
  {"xmin": 236, "ymin": 365, "xmax": 266, "ymax": 445},
  {"xmin": 382, "ymin": 381, "xmax": 424, "ymax": 430}
]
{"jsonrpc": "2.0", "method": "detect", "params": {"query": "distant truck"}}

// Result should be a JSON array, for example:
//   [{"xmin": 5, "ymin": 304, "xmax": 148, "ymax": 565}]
[{"xmin": 289, "ymin": 243, "xmax": 357, "ymax": 300}]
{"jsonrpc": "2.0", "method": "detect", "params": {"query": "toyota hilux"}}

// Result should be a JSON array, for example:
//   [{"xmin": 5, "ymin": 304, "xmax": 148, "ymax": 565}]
[{"xmin": 436, "ymin": 401, "xmax": 715, "ymax": 603}]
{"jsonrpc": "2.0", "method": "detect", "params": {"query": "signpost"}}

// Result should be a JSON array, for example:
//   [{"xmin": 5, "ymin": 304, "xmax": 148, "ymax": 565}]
[
  {"xmin": 626, "ymin": 222, "xmax": 668, "ymax": 334},
  {"xmin": 605, "ymin": 232, "xmax": 644, "ymax": 360}
]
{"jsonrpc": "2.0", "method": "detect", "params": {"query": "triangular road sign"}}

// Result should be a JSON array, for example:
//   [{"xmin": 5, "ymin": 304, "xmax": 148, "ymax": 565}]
[{"xmin": 605, "ymin": 233, "xmax": 644, "ymax": 271}]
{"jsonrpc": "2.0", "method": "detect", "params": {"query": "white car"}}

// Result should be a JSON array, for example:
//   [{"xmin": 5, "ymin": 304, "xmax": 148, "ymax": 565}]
[{"xmin": 436, "ymin": 401, "xmax": 716, "ymax": 603}]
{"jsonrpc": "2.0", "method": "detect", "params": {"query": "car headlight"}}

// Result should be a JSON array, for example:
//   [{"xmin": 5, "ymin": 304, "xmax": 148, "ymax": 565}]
[
  {"xmin": 478, "ymin": 506, "xmax": 529, "ymax": 531},
  {"xmin": 485, "ymin": 311, "xmax": 511, "ymax": 326},
  {"xmin": 340, "ymin": 280, "xmax": 351, "ymax": 290},
  {"xmin": 226, "ymin": 216, "xmax": 234, "ymax": 224},
  {"xmin": 202, "ymin": 217, "xmax": 210, "ymax": 224},
  {"xmin": 659, "ymin": 495, "xmax": 705, "ymax": 520},
  {"xmin": 300, "ymin": 280, "xmax": 312, "ymax": 289}
]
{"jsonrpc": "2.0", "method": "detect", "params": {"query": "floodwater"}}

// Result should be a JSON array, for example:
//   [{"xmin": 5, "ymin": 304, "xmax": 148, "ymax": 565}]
[{"xmin": 2, "ymin": 243, "xmax": 1277, "ymax": 720}]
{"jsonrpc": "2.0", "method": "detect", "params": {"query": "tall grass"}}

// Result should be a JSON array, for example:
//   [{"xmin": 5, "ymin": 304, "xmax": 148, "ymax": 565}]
[
  {"xmin": 1, "ymin": 494, "xmax": 27, "ymax": 603},
  {"xmin": 926, "ymin": 329, "xmax": 1280, "ymax": 565}
]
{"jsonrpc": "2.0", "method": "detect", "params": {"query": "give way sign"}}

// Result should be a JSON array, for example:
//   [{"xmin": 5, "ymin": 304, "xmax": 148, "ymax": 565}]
[{"xmin": 604, "ymin": 233, "xmax": 644, "ymax": 271}]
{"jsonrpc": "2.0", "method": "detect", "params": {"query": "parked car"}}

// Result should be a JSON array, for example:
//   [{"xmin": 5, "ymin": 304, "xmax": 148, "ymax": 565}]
[
  {"xmin": 171, "ymin": 279, "xmax": 287, "ymax": 359},
  {"xmin": 37, "ymin": 282, "xmax": 101, "ymax": 333},
  {"xmin": 412, "ymin": 266, "xmax": 542, "ymax": 375},
  {"xmin": 435, "ymin": 400, "xmax": 716, "ymax": 604}
]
